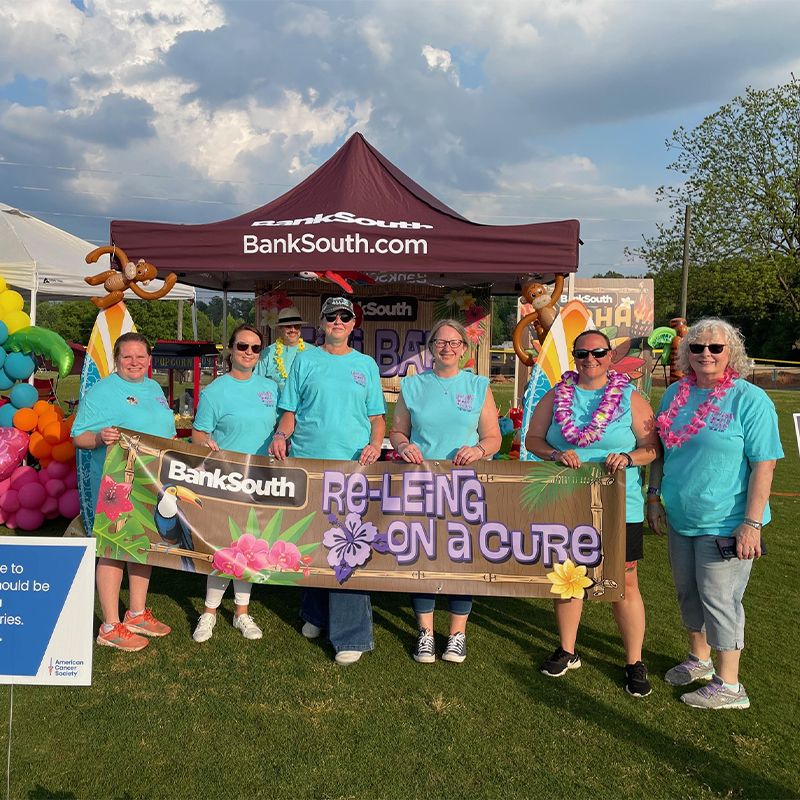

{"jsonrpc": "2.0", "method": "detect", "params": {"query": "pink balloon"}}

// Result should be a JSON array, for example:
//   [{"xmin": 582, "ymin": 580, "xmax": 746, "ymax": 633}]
[
  {"xmin": 63, "ymin": 469, "xmax": 78, "ymax": 489},
  {"xmin": 58, "ymin": 489, "xmax": 80, "ymax": 519},
  {"xmin": 0, "ymin": 477, "xmax": 10, "ymax": 494},
  {"xmin": 16, "ymin": 507, "xmax": 44, "ymax": 531},
  {"xmin": 10, "ymin": 465, "xmax": 38, "ymax": 489},
  {"xmin": 46, "ymin": 461, "xmax": 71, "ymax": 480},
  {"xmin": 41, "ymin": 496, "xmax": 60, "ymax": 519},
  {"xmin": 0, "ymin": 428, "xmax": 30, "ymax": 482},
  {"xmin": 18, "ymin": 482, "xmax": 46, "ymax": 509},
  {"xmin": 45, "ymin": 478, "xmax": 66, "ymax": 498},
  {"xmin": 1, "ymin": 489, "xmax": 20, "ymax": 513},
  {"xmin": 3, "ymin": 511, "xmax": 17, "ymax": 529}
]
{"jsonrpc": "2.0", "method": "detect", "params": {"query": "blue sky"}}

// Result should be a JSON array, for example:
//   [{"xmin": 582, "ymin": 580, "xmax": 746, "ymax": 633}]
[{"xmin": 1, "ymin": 0, "xmax": 799, "ymax": 283}]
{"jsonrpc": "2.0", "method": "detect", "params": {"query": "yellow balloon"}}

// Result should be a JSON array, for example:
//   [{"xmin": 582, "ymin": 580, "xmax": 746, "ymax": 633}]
[
  {"xmin": 0, "ymin": 290, "xmax": 24, "ymax": 314},
  {"xmin": 4, "ymin": 310, "xmax": 31, "ymax": 334},
  {"xmin": 0, "ymin": 277, "xmax": 7, "ymax": 293}
]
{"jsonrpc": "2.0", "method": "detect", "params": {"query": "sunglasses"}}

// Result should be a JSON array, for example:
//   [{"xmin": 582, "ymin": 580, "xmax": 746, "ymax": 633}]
[
  {"xmin": 688, "ymin": 343, "xmax": 726, "ymax": 354},
  {"xmin": 235, "ymin": 342, "xmax": 263, "ymax": 354},
  {"xmin": 323, "ymin": 311, "xmax": 354, "ymax": 323},
  {"xmin": 573, "ymin": 348, "xmax": 610, "ymax": 359}
]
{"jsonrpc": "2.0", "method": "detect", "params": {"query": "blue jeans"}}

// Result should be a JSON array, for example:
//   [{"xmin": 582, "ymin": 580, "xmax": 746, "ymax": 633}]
[
  {"xmin": 411, "ymin": 594, "xmax": 473, "ymax": 616},
  {"xmin": 667, "ymin": 528, "xmax": 753, "ymax": 651},
  {"xmin": 300, "ymin": 588, "xmax": 374, "ymax": 653}
]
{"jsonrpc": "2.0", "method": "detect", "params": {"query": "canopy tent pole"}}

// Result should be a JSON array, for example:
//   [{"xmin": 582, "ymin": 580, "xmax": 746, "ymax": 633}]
[
  {"xmin": 177, "ymin": 299, "xmax": 184, "ymax": 341},
  {"xmin": 222, "ymin": 288, "xmax": 228, "ymax": 357},
  {"xmin": 191, "ymin": 301, "xmax": 198, "ymax": 340},
  {"xmin": 29, "ymin": 282, "xmax": 37, "ymax": 326}
]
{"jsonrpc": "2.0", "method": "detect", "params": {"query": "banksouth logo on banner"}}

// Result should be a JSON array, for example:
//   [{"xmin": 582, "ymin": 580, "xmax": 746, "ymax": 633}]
[
  {"xmin": 0, "ymin": 537, "xmax": 95, "ymax": 686},
  {"xmin": 92, "ymin": 431, "xmax": 626, "ymax": 601}
]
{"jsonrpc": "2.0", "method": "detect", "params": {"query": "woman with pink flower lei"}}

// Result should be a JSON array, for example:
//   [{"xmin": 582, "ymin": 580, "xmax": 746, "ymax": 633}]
[
  {"xmin": 191, "ymin": 324, "xmax": 281, "ymax": 643},
  {"xmin": 647, "ymin": 318, "xmax": 782, "ymax": 710},
  {"xmin": 526, "ymin": 330, "xmax": 659, "ymax": 697}
]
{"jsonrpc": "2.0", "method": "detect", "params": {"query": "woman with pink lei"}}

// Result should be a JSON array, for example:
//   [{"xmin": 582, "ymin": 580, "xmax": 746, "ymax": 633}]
[
  {"xmin": 647, "ymin": 318, "xmax": 782, "ymax": 709},
  {"xmin": 526, "ymin": 330, "xmax": 659, "ymax": 697}
]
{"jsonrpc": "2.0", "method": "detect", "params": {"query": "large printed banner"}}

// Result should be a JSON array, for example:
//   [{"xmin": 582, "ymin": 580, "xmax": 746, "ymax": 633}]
[{"xmin": 93, "ymin": 431, "xmax": 627, "ymax": 601}]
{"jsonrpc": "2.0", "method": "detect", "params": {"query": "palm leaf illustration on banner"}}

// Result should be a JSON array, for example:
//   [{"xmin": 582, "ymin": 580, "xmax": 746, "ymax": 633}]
[{"xmin": 520, "ymin": 463, "xmax": 603, "ymax": 510}]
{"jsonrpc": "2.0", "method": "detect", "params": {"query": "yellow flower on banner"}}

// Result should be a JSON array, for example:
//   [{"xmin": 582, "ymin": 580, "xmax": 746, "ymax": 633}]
[
  {"xmin": 547, "ymin": 559, "xmax": 593, "ymax": 600},
  {"xmin": 445, "ymin": 289, "xmax": 475, "ymax": 311}
]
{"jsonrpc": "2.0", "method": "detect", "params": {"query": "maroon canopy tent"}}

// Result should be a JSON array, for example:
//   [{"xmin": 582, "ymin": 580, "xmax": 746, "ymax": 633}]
[{"xmin": 111, "ymin": 132, "xmax": 579, "ymax": 292}]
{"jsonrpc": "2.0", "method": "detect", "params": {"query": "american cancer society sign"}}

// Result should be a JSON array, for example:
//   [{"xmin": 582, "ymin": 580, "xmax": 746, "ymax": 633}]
[{"xmin": 0, "ymin": 537, "xmax": 95, "ymax": 686}]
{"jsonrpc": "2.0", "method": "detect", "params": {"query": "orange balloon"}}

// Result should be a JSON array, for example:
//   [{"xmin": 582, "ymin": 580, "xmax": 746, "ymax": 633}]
[
  {"xmin": 52, "ymin": 441, "xmax": 76, "ymax": 463},
  {"xmin": 33, "ymin": 400, "xmax": 51, "ymax": 416},
  {"xmin": 37, "ymin": 412, "xmax": 58, "ymax": 435},
  {"xmin": 13, "ymin": 407, "xmax": 38, "ymax": 432},
  {"xmin": 52, "ymin": 405, "xmax": 65, "ymax": 420},
  {"xmin": 29, "ymin": 431, "xmax": 53, "ymax": 460},
  {"xmin": 43, "ymin": 421, "xmax": 70, "ymax": 445}
]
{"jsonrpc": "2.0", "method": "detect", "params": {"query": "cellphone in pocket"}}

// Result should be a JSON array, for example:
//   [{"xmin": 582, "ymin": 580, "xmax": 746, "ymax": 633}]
[{"xmin": 716, "ymin": 536, "xmax": 768, "ymax": 559}]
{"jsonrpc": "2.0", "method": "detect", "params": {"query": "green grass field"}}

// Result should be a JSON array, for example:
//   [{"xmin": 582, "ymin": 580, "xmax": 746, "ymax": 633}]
[{"xmin": 1, "ymin": 390, "xmax": 798, "ymax": 799}]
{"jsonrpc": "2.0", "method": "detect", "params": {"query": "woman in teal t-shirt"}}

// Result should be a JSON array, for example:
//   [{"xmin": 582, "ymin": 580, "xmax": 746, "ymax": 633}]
[
  {"xmin": 390, "ymin": 319, "xmax": 501, "ymax": 665},
  {"xmin": 526, "ymin": 330, "xmax": 659, "ymax": 697},
  {"xmin": 191, "ymin": 324, "xmax": 280, "ymax": 644},
  {"xmin": 72, "ymin": 332, "xmax": 177, "ymax": 653},
  {"xmin": 647, "ymin": 318, "xmax": 783, "ymax": 710}
]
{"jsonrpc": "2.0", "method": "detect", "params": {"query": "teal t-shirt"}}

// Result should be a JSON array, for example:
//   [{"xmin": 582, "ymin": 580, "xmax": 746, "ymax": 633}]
[
  {"xmin": 72, "ymin": 373, "xmax": 177, "ymax": 507},
  {"xmin": 278, "ymin": 347, "xmax": 386, "ymax": 460},
  {"xmin": 400, "ymin": 370, "xmax": 489, "ymax": 460},
  {"xmin": 255, "ymin": 340, "xmax": 314, "ymax": 391},
  {"xmin": 193, "ymin": 373, "xmax": 279, "ymax": 456},
  {"xmin": 546, "ymin": 382, "xmax": 643, "ymax": 523},
  {"xmin": 657, "ymin": 378, "xmax": 783, "ymax": 537}
]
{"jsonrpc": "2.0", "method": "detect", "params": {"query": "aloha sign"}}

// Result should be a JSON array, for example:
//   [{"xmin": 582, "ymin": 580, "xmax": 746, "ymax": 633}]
[{"xmin": 91, "ymin": 431, "xmax": 627, "ymax": 601}]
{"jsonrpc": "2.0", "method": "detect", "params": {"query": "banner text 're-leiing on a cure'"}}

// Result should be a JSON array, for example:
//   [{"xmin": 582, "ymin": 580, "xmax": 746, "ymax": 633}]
[{"xmin": 92, "ymin": 431, "xmax": 627, "ymax": 601}]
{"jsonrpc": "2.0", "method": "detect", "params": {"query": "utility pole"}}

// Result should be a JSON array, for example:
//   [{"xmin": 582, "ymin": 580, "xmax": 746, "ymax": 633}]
[{"xmin": 680, "ymin": 205, "xmax": 692, "ymax": 319}]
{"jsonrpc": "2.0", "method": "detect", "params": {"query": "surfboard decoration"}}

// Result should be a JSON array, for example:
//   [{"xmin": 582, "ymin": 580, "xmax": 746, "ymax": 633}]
[
  {"xmin": 519, "ymin": 300, "xmax": 594, "ymax": 461},
  {"xmin": 77, "ymin": 302, "xmax": 136, "ymax": 534}
]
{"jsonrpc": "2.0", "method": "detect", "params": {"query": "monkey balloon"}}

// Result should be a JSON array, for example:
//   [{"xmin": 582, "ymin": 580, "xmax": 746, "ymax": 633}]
[
  {"xmin": 512, "ymin": 274, "xmax": 566, "ymax": 366},
  {"xmin": 84, "ymin": 246, "xmax": 178, "ymax": 310}
]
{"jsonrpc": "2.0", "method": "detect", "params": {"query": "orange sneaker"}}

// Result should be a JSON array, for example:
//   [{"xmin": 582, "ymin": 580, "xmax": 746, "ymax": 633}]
[
  {"xmin": 96, "ymin": 623, "xmax": 149, "ymax": 652},
  {"xmin": 123, "ymin": 609, "xmax": 171, "ymax": 638}
]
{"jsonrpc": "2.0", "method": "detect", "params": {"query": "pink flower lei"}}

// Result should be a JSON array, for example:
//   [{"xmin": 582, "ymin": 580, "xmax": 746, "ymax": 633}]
[
  {"xmin": 553, "ymin": 370, "xmax": 631, "ymax": 447},
  {"xmin": 656, "ymin": 366, "xmax": 738, "ymax": 449}
]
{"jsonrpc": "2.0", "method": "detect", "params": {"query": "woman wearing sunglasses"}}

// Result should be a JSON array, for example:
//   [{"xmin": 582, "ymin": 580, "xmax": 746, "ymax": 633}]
[
  {"xmin": 389, "ymin": 319, "xmax": 501, "ymax": 664},
  {"xmin": 190, "ymin": 324, "xmax": 280, "ymax": 643},
  {"xmin": 271, "ymin": 296, "xmax": 386, "ymax": 665},
  {"xmin": 647, "ymin": 318, "xmax": 782, "ymax": 709},
  {"xmin": 526, "ymin": 330, "xmax": 659, "ymax": 696},
  {"xmin": 256, "ymin": 304, "xmax": 313, "ymax": 391}
]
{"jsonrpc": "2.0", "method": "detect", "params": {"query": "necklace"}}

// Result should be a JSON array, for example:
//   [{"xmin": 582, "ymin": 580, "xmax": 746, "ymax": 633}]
[
  {"xmin": 432, "ymin": 369, "xmax": 457, "ymax": 395},
  {"xmin": 656, "ymin": 367, "xmax": 737, "ymax": 448},
  {"xmin": 274, "ymin": 337, "xmax": 305, "ymax": 380},
  {"xmin": 553, "ymin": 370, "xmax": 630, "ymax": 446}
]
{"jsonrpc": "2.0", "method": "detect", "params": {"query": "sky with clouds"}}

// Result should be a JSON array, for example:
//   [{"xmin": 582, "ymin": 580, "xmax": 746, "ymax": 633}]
[{"xmin": 2, "ymin": 0, "xmax": 800, "ymax": 288}]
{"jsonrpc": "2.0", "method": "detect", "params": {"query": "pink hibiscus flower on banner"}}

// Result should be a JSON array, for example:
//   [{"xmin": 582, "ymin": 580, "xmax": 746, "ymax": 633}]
[
  {"xmin": 267, "ymin": 540, "xmax": 302, "ymax": 572},
  {"xmin": 465, "ymin": 320, "xmax": 485, "ymax": 344},
  {"xmin": 95, "ymin": 476, "xmax": 134, "ymax": 521}
]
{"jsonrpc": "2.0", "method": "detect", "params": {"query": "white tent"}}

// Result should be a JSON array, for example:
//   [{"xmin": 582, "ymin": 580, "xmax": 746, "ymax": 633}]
[{"xmin": 0, "ymin": 202, "xmax": 196, "ymax": 324}]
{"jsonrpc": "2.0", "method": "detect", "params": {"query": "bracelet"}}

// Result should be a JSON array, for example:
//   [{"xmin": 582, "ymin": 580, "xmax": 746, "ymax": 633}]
[
  {"xmin": 273, "ymin": 431, "xmax": 288, "ymax": 439},
  {"xmin": 742, "ymin": 517, "xmax": 762, "ymax": 530},
  {"xmin": 475, "ymin": 443, "xmax": 486, "ymax": 457},
  {"xmin": 646, "ymin": 487, "xmax": 661, "ymax": 496},
  {"xmin": 548, "ymin": 449, "xmax": 561, "ymax": 461},
  {"xmin": 621, "ymin": 452, "xmax": 633, "ymax": 468}
]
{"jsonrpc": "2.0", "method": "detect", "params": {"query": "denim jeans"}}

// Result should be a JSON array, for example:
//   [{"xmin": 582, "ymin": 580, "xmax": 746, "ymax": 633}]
[
  {"xmin": 667, "ymin": 528, "xmax": 753, "ymax": 651},
  {"xmin": 411, "ymin": 594, "xmax": 473, "ymax": 616},
  {"xmin": 300, "ymin": 588, "xmax": 374, "ymax": 653}
]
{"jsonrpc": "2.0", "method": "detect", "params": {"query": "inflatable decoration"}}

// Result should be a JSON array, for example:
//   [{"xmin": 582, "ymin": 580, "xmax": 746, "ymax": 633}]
[
  {"xmin": 85, "ymin": 245, "xmax": 178, "ymax": 309},
  {"xmin": 512, "ymin": 274, "xmax": 566, "ymax": 364},
  {"xmin": 297, "ymin": 270, "xmax": 376, "ymax": 294},
  {"xmin": 0, "ymin": 428, "xmax": 30, "ymax": 481},
  {"xmin": 0, "ymin": 279, "xmax": 31, "ymax": 334},
  {"xmin": 6, "ymin": 327, "xmax": 74, "ymax": 377},
  {"xmin": 647, "ymin": 326, "xmax": 678, "ymax": 367},
  {"xmin": 667, "ymin": 317, "xmax": 688, "ymax": 383}
]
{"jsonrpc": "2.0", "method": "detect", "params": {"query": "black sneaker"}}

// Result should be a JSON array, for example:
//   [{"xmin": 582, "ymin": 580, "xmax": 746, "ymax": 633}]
[
  {"xmin": 413, "ymin": 628, "xmax": 436, "ymax": 663},
  {"xmin": 441, "ymin": 632, "xmax": 466, "ymax": 663},
  {"xmin": 540, "ymin": 646, "xmax": 581, "ymax": 677},
  {"xmin": 624, "ymin": 660, "xmax": 652, "ymax": 697}
]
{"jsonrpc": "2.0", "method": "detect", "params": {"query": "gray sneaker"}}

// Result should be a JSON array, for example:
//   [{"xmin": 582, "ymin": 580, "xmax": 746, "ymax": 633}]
[
  {"xmin": 681, "ymin": 675, "xmax": 750, "ymax": 709},
  {"xmin": 664, "ymin": 655, "xmax": 714, "ymax": 686},
  {"xmin": 192, "ymin": 612, "xmax": 217, "ymax": 643}
]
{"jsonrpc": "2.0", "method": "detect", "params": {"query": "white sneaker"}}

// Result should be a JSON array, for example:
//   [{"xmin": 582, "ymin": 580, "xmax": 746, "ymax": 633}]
[
  {"xmin": 334, "ymin": 650, "xmax": 363, "ymax": 665},
  {"xmin": 302, "ymin": 621, "xmax": 322, "ymax": 639},
  {"xmin": 192, "ymin": 613, "xmax": 216, "ymax": 643},
  {"xmin": 233, "ymin": 613, "xmax": 263, "ymax": 640}
]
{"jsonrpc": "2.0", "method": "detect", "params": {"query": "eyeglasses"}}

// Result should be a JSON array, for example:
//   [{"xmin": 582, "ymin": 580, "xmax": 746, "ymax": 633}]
[
  {"xmin": 235, "ymin": 342, "xmax": 263, "ymax": 353},
  {"xmin": 573, "ymin": 348, "xmax": 610, "ymax": 359},
  {"xmin": 281, "ymin": 324, "xmax": 301, "ymax": 330},
  {"xmin": 688, "ymin": 343, "xmax": 726, "ymax": 354},
  {"xmin": 323, "ymin": 311, "xmax": 354, "ymax": 323},
  {"xmin": 432, "ymin": 338, "xmax": 465, "ymax": 350}
]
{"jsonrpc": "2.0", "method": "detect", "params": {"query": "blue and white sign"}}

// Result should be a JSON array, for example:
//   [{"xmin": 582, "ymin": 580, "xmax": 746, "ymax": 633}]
[{"xmin": 0, "ymin": 537, "xmax": 95, "ymax": 686}]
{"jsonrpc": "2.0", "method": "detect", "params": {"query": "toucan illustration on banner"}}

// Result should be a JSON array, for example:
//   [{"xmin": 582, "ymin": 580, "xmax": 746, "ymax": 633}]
[{"xmin": 154, "ymin": 485, "xmax": 203, "ymax": 572}]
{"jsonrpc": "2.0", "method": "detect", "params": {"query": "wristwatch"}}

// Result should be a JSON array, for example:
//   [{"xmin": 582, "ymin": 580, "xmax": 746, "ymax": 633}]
[
  {"xmin": 742, "ymin": 517, "xmax": 762, "ymax": 530},
  {"xmin": 548, "ymin": 450, "xmax": 561, "ymax": 461}
]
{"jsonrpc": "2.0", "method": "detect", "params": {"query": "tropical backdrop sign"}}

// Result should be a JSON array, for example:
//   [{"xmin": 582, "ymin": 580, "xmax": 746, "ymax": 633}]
[{"xmin": 92, "ymin": 431, "xmax": 627, "ymax": 601}]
